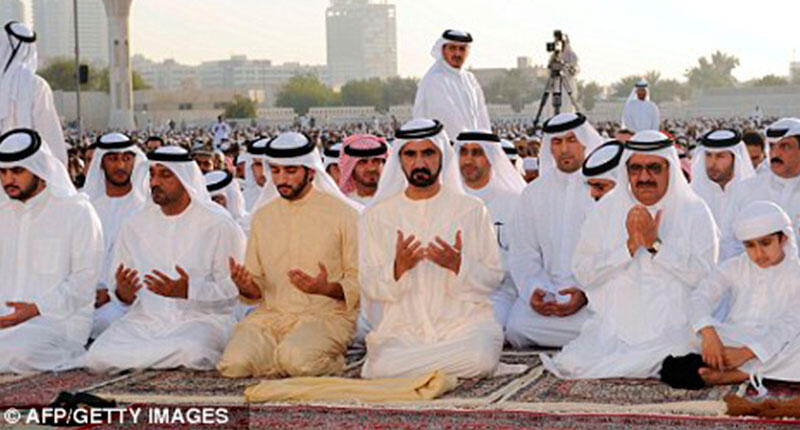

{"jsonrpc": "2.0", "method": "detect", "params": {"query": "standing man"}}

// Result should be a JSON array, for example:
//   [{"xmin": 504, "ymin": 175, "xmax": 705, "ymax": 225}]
[
  {"xmin": 211, "ymin": 115, "xmax": 231, "ymax": 147},
  {"xmin": 83, "ymin": 132, "xmax": 149, "ymax": 338},
  {"xmin": 84, "ymin": 146, "xmax": 246, "ymax": 373},
  {"xmin": 218, "ymin": 132, "xmax": 360, "ymax": 378},
  {"xmin": 505, "ymin": 113, "xmax": 603, "ymax": 348},
  {"xmin": 545, "ymin": 130, "xmax": 718, "ymax": 379},
  {"xmin": 0, "ymin": 128, "xmax": 103, "ymax": 373},
  {"xmin": 360, "ymin": 119, "xmax": 504, "ymax": 379},
  {"xmin": 0, "ymin": 22, "xmax": 67, "ymax": 165},
  {"xmin": 454, "ymin": 130, "xmax": 526, "ymax": 327},
  {"xmin": 413, "ymin": 30, "xmax": 491, "ymax": 140},
  {"xmin": 337, "ymin": 134, "xmax": 388, "ymax": 206},
  {"xmin": 621, "ymin": 79, "xmax": 659, "ymax": 133}
]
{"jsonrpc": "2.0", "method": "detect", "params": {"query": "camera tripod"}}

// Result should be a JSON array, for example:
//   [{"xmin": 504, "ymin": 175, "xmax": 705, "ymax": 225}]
[{"xmin": 532, "ymin": 63, "xmax": 582, "ymax": 129}]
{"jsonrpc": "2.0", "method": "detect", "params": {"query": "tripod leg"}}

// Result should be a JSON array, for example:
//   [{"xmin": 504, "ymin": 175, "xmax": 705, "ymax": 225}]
[{"xmin": 533, "ymin": 77, "xmax": 555, "ymax": 128}]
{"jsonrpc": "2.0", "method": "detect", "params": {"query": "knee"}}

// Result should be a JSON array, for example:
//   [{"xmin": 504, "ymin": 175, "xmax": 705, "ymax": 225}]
[
  {"xmin": 466, "ymin": 333, "xmax": 502, "ymax": 377},
  {"xmin": 504, "ymin": 307, "xmax": 532, "ymax": 349},
  {"xmin": 275, "ymin": 342, "xmax": 341, "ymax": 377}
]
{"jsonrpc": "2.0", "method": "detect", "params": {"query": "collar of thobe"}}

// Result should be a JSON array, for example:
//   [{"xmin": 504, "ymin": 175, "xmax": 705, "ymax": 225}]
[
  {"xmin": 276, "ymin": 185, "xmax": 317, "ymax": 209},
  {"xmin": 7, "ymin": 185, "xmax": 48, "ymax": 212}
]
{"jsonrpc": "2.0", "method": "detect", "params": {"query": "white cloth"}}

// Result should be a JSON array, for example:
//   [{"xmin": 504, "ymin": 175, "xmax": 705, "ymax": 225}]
[
  {"xmin": 505, "ymin": 114, "xmax": 602, "ymax": 347},
  {"xmin": 241, "ymin": 139, "xmax": 268, "ymax": 212},
  {"xmin": 211, "ymin": 121, "xmax": 231, "ymax": 145},
  {"xmin": 0, "ymin": 23, "xmax": 67, "ymax": 165},
  {"xmin": 690, "ymin": 201, "xmax": 800, "ymax": 380},
  {"xmin": 206, "ymin": 170, "xmax": 249, "ymax": 234},
  {"xmin": 621, "ymin": 86, "xmax": 659, "ymax": 133},
  {"xmin": 360, "ymin": 118, "xmax": 504, "ymax": 379},
  {"xmin": 82, "ymin": 134, "xmax": 149, "ymax": 202},
  {"xmin": 0, "ymin": 132, "xmax": 103, "ymax": 373},
  {"xmin": 544, "ymin": 131, "xmax": 719, "ymax": 379},
  {"xmin": 690, "ymin": 132, "xmax": 755, "ymax": 260},
  {"xmin": 84, "ymin": 151, "xmax": 246, "ymax": 372},
  {"xmin": 412, "ymin": 36, "xmax": 490, "ymax": 140}
]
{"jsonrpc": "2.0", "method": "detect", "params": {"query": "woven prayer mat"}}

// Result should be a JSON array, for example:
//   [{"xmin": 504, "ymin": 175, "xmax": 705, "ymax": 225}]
[{"xmin": 0, "ymin": 370, "xmax": 123, "ymax": 409}]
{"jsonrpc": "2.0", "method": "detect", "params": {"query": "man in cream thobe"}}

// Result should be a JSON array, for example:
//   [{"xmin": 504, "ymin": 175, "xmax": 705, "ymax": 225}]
[
  {"xmin": 360, "ymin": 118, "xmax": 504, "ymax": 379},
  {"xmin": 218, "ymin": 132, "xmax": 360, "ymax": 378},
  {"xmin": 0, "ymin": 128, "xmax": 103, "ymax": 373},
  {"xmin": 85, "ymin": 146, "xmax": 245, "ymax": 373}
]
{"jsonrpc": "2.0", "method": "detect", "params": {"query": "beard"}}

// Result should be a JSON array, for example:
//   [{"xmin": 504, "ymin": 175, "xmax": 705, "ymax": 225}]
[
  {"xmin": 405, "ymin": 164, "xmax": 441, "ymax": 188},
  {"xmin": 103, "ymin": 167, "xmax": 132, "ymax": 187},
  {"xmin": 353, "ymin": 168, "xmax": 379, "ymax": 188},
  {"xmin": 276, "ymin": 168, "xmax": 311, "ymax": 200},
  {"xmin": 4, "ymin": 176, "xmax": 41, "ymax": 201}
]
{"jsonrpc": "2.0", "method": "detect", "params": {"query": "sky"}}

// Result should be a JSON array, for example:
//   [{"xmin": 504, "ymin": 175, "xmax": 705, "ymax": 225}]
[{"xmin": 124, "ymin": 0, "xmax": 798, "ymax": 86}]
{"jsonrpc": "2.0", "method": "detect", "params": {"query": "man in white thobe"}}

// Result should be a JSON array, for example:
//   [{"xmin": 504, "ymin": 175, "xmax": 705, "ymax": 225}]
[
  {"xmin": 582, "ymin": 140, "xmax": 624, "ymax": 201},
  {"xmin": 0, "ymin": 22, "xmax": 67, "ymax": 165},
  {"xmin": 454, "ymin": 130, "xmax": 526, "ymax": 327},
  {"xmin": 211, "ymin": 115, "xmax": 231, "ymax": 147},
  {"xmin": 413, "ymin": 30, "xmax": 491, "ymax": 140},
  {"xmin": 505, "ymin": 113, "xmax": 603, "ymax": 348},
  {"xmin": 360, "ymin": 118, "xmax": 504, "ymax": 379},
  {"xmin": 544, "ymin": 130, "xmax": 718, "ymax": 379},
  {"xmin": 84, "ymin": 132, "xmax": 149, "ymax": 338},
  {"xmin": 724, "ymin": 121, "xmax": 800, "ymax": 259},
  {"xmin": 621, "ymin": 79, "xmax": 659, "ymax": 133},
  {"xmin": 84, "ymin": 146, "xmax": 246, "ymax": 373},
  {"xmin": 0, "ymin": 128, "xmax": 103, "ymax": 373}
]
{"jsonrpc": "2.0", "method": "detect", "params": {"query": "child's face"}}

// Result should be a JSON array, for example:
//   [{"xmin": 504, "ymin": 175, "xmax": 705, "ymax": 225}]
[{"xmin": 743, "ymin": 233, "xmax": 786, "ymax": 269}]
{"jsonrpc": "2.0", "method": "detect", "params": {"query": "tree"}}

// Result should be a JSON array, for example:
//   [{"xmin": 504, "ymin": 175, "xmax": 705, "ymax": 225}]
[
  {"xmin": 576, "ymin": 81, "xmax": 601, "ymax": 111},
  {"xmin": 750, "ymin": 74, "xmax": 789, "ymax": 87},
  {"xmin": 276, "ymin": 75, "xmax": 339, "ymax": 115},
  {"xmin": 484, "ymin": 69, "xmax": 539, "ymax": 112},
  {"xmin": 380, "ymin": 77, "xmax": 417, "ymax": 110},
  {"xmin": 340, "ymin": 78, "xmax": 382, "ymax": 108},
  {"xmin": 685, "ymin": 50, "xmax": 740, "ymax": 88},
  {"xmin": 39, "ymin": 57, "xmax": 150, "ymax": 92},
  {"xmin": 222, "ymin": 94, "xmax": 257, "ymax": 118}
]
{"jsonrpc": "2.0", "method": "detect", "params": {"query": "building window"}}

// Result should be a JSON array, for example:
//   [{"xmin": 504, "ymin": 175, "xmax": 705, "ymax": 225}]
[{"xmin": 179, "ymin": 103, "xmax": 193, "ymax": 110}]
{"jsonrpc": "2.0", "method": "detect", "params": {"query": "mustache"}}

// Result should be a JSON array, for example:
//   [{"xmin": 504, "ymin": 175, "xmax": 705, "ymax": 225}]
[
  {"xmin": 635, "ymin": 181, "xmax": 657, "ymax": 188},
  {"xmin": 150, "ymin": 186, "xmax": 163, "ymax": 194},
  {"xmin": 411, "ymin": 168, "xmax": 432, "ymax": 177},
  {"xmin": 771, "ymin": 157, "xmax": 784, "ymax": 164}
]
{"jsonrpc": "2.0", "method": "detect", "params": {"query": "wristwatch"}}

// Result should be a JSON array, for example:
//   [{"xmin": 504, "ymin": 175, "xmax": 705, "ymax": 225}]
[{"xmin": 647, "ymin": 238, "xmax": 661, "ymax": 255}]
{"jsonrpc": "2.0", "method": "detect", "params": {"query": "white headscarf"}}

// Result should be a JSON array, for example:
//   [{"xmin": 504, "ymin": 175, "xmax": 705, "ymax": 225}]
[
  {"xmin": 0, "ymin": 128, "xmax": 74, "ymax": 199},
  {"xmin": 595, "ymin": 130, "xmax": 703, "ymax": 253},
  {"xmin": 626, "ymin": 79, "xmax": 650, "ymax": 102},
  {"xmin": 582, "ymin": 140, "xmax": 625, "ymax": 182},
  {"xmin": 146, "ymin": 145, "xmax": 227, "ymax": 216},
  {"xmin": 429, "ymin": 29, "xmax": 472, "ymax": 64},
  {"xmin": 765, "ymin": 117, "xmax": 800, "ymax": 145},
  {"xmin": 522, "ymin": 157, "xmax": 539, "ymax": 172},
  {"xmin": 367, "ymin": 118, "xmax": 462, "ymax": 210},
  {"xmin": 323, "ymin": 142, "xmax": 342, "ymax": 171},
  {"xmin": 539, "ymin": 112, "xmax": 604, "ymax": 177},
  {"xmin": 253, "ymin": 132, "xmax": 360, "ymax": 211},
  {"xmin": 690, "ymin": 129, "xmax": 755, "ymax": 193},
  {"xmin": 0, "ymin": 22, "xmax": 37, "ymax": 128},
  {"xmin": 733, "ymin": 200, "xmax": 798, "ymax": 260},
  {"xmin": 454, "ymin": 130, "xmax": 526, "ymax": 194},
  {"xmin": 204, "ymin": 169, "xmax": 247, "ymax": 220},
  {"xmin": 241, "ymin": 137, "xmax": 269, "ymax": 191},
  {"xmin": 82, "ymin": 132, "xmax": 148, "ymax": 201}
]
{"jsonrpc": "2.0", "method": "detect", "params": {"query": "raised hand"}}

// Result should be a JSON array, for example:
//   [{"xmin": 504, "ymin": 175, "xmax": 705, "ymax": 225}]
[
  {"xmin": 229, "ymin": 257, "xmax": 261, "ymax": 300},
  {"xmin": 115, "ymin": 264, "xmax": 142, "ymax": 305},
  {"xmin": 288, "ymin": 263, "xmax": 329, "ymax": 295},
  {"xmin": 0, "ymin": 301, "xmax": 39, "ymax": 329},
  {"xmin": 426, "ymin": 231, "xmax": 462, "ymax": 275},
  {"xmin": 394, "ymin": 230, "xmax": 425, "ymax": 281},
  {"xmin": 144, "ymin": 266, "xmax": 189, "ymax": 299}
]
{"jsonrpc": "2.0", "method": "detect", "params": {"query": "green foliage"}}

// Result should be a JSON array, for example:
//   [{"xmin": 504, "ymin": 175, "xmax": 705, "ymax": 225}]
[
  {"xmin": 750, "ymin": 74, "xmax": 789, "ymax": 87},
  {"xmin": 276, "ymin": 75, "xmax": 340, "ymax": 115},
  {"xmin": 223, "ymin": 94, "xmax": 257, "ymax": 119},
  {"xmin": 39, "ymin": 57, "xmax": 150, "ymax": 92},
  {"xmin": 484, "ymin": 69, "xmax": 540, "ymax": 112},
  {"xmin": 685, "ymin": 51, "xmax": 740, "ymax": 88},
  {"xmin": 576, "ymin": 80, "xmax": 602, "ymax": 111}
]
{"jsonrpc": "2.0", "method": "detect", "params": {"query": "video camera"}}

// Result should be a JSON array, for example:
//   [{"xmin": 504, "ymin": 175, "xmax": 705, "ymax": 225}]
[{"xmin": 546, "ymin": 30, "xmax": 565, "ymax": 54}]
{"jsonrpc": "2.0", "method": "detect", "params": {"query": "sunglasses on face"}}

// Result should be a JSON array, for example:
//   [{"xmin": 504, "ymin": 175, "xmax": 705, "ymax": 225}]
[{"xmin": 626, "ymin": 162, "xmax": 667, "ymax": 175}]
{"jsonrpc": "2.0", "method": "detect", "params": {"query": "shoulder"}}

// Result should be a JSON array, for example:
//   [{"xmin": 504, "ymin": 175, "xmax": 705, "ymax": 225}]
[{"xmin": 316, "ymin": 191, "xmax": 359, "ymax": 221}]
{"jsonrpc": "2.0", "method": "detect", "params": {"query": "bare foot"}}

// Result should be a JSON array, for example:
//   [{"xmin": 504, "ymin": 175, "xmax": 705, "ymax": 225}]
[{"xmin": 699, "ymin": 367, "xmax": 748, "ymax": 386}]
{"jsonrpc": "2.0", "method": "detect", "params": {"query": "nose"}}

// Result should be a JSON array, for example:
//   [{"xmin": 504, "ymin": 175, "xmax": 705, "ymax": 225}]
[{"xmin": 754, "ymin": 245, "xmax": 767, "ymax": 262}]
